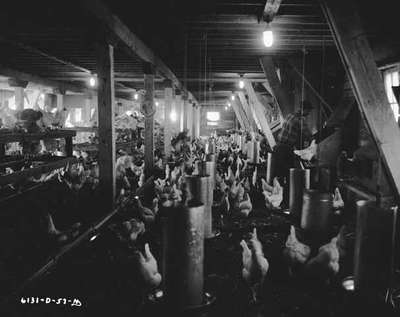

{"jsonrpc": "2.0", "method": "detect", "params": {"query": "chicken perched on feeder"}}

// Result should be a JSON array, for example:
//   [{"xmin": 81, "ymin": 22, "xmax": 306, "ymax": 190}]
[
  {"xmin": 262, "ymin": 178, "xmax": 283, "ymax": 209},
  {"xmin": 240, "ymin": 228, "xmax": 269, "ymax": 303},
  {"xmin": 136, "ymin": 243, "xmax": 162, "ymax": 290},
  {"xmin": 294, "ymin": 139, "xmax": 317, "ymax": 161}
]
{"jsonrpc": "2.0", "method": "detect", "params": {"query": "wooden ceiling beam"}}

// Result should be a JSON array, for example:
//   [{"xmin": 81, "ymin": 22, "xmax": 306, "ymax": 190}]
[
  {"xmin": 263, "ymin": 0, "xmax": 282, "ymax": 23},
  {"xmin": 81, "ymin": 0, "xmax": 198, "ymax": 104},
  {"xmin": 0, "ymin": 64, "xmax": 94, "ymax": 95},
  {"xmin": 259, "ymin": 56, "xmax": 293, "ymax": 117}
]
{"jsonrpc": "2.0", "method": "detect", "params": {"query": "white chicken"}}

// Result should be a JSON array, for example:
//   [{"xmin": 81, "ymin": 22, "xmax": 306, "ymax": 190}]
[
  {"xmin": 240, "ymin": 228, "xmax": 269, "ymax": 303},
  {"xmin": 165, "ymin": 163, "xmax": 171, "ymax": 181},
  {"xmin": 332, "ymin": 187, "xmax": 344, "ymax": 210},
  {"xmin": 252, "ymin": 166, "xmax": 257, "ymax": 187},
  {"xmin": 136, "ymin": 243, "xmax": 162, "ymax": 289},
  {"xmin": 238, "ymin": 193, "xmax": 253, "ymax": 217},
  {"xmin": 262, "ymin": 177, "xmax": 283, "ymax": 209},
  {"xmin": 225, "ymin": 166, "xmax": 235, "ymax": 184},
  {"xmin": 305, "ymin": 235, "xmax": 340, "ymax": 276},
  {"xmin": 283, "ymin": 225, "xmax": 311, "ymax": 266},
  {"xmin": 294, "ymin": 139, "xmax": 317, "ymax": 161},
  {"xmin": 138, "ymin": 172, "xmax": 145, "ymax": 188},
  {"xmin": 170, "ymin": 166, "xmax": 181, "ymax": 184}
]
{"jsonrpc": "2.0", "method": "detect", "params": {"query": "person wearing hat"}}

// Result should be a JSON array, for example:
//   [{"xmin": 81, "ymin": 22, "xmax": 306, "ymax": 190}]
[{"xmin": 272, "ymin": 100, "xmax": 314, "ymax": 182}]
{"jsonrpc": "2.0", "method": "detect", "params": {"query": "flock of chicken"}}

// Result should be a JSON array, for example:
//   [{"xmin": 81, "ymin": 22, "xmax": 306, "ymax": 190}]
[
  {"xmin": 106, "ymin": 134, "xmax": 348, "ymax": 305},
  {"xmin": 0, "ymin": 129, "xmax": 348, "ymax": 307}
]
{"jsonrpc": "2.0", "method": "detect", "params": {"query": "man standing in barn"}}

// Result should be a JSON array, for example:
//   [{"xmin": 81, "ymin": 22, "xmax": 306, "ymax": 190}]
[{"xmin": 273, "ymin": 100, "xmax": 314, "ymax": 182}]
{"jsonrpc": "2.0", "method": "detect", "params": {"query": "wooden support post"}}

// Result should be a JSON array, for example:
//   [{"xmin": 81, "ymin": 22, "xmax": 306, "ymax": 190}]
[
  {"xmin": 260, "ymin": 56, "xmax": 293, "ymax": 117},
  {"xmin": 192, "ymin": 104, "xmax": 197, "ymax": 138},
  {"xmin": 244, "ymin": 80, "xmax": 276, "ymax": 148},
  {"xmin": 182, "ymin": 92, "xmax": 188, "ymax": 132},
  {"xmin": 56, "ymin": 93, "xmax": 64, "ymax": 112},
  {"xmin": 195, "ymin": 106, "xmax": 201, "ymax": 138},
  {"xmin": 14, "ymin": 87, "xmax": 24, "ymax": 111},
  {"xmin": 174, "ymin": 90, "xmax": 183, "ymax": 133},
  {"xmin": 96, "ymin": 40, "xmax": 116, "ymax": 211},
  {"xmin": 238, "ymin": 91, "xmax": 257, "ymax": 132},
  {"xmin": 321, "ymin": 0, "xmax": 400, "ymax": 198},
  {"xmin": 143, "ymin": 62, "xmax": 155, "ymax": 178},
  {"xmin": 83, "ymin": 98, "xmax": 92, "ymax": 124},
  {"xmin": 164, "ymin": 79, "xmax": 173, "ymax": 159},
  {"xmin": 187, "ymin": 102, "xmax": 194, "ymax": 138}
]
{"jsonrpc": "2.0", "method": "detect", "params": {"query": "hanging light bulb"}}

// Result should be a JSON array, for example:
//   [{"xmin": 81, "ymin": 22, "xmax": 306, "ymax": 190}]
[
  {"xmin": 134, "ymin": 93, "xmax": 139, "ymax": 100},
  {"xmin": 263, "ymin": 23, "xmax": 274, "ymax": 47},
  {"xmin": 227, "ymin": 102, "xmax": 231, "ymax": 107},
  {"xmin": 231, "ymin": 94, "xmax": 235, "ymax": 101},
  {"xmin": 238, "ymin": 79, "xmax": 244, "ymax": 89},
  {"xmin": 89, "ymin": 76, "xmax": 96, "ymax": 87},
  {"xmin": 224, "ymin": 106, "xmax": 228, "ymax": 111},
  {"xmin": 155, "ymin": 101, "xmax": 159, "ymax": 106}
]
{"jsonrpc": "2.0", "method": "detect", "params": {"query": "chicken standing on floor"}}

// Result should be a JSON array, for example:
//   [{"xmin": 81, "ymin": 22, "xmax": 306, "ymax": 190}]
[
  {"xmin": 283, "ymin": 225, "xmax": 311, "ymax": 266},
  {"xmin": 136, "ymin": 243, "xmax": 162, "ymax": 289},
  {"xmin": 241, "ymin": 228, "xmax": 269, "ymax": 303}
]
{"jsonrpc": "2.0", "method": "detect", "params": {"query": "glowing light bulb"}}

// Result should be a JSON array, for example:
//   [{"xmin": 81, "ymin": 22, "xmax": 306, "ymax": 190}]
[
  {"xmin": 231, "ymin": 94, "xmax": 235, "ymax": 101},
  {"xmin": 89, "ymin": 76, "xmax": 96, "ymax": 87},
  {"xmin": 227, "ymin": 102, "xmax": 231, "ymax": 107},
  {"xmin": 40, "ymin": 93, "xmax": 45, "ymax": 98},
  {"xmin": 224, "ymin": 106, "xmax": 228, "ymax": 110},
  {"xmin": 239, "ymin": 80, "xmax": 244, "ymax": 89},
  {"xmin": 263, "ymin": 25, "xmax": 274, "ymax": 47},
  {"xmin": 155, "ymin": 101, "xmax": 159, "ymax": 106},
  {"xmin": 170, "ymin": 110, "xmax": 177, "ymax": 122},
  {"xmin": 134, "ymin": 93, "xmax": 139, "ymax": 100}
]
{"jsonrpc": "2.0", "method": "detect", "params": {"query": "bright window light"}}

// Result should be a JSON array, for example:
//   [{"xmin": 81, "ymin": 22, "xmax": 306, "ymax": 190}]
[
  {"xmin": 206, "ymin": 111, "xmax": 220, "ymax": 121},
  {"xmin": 75, "ymin": 108, "xmax": 82, "ymax": 122},
  {"xmin": 384, "ymin": 68, "xmax": 400, "ymax": 122},
  {"xmin": 207, "ymin": 121, "xmax": 218, "ymax": 126},
  {"xmin": 170, "ymin": 110, "xmax": 177, "ymax": 122}
]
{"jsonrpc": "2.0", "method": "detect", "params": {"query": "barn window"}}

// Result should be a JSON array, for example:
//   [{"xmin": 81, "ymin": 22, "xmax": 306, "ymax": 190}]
[
  {"xmin": 384, "ymin": 67, "xmax": 399, "ymax": 122},
  {"xmin": 206, "ymin": 111, "xmax": 220, "ymax": 122}
]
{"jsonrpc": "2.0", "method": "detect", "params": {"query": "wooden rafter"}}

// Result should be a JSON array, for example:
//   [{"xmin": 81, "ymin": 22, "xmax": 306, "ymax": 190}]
[
  {"xmin": 81, "ymin": 0, "xmax": 197, "ymax": 104},
  {"xmin": 259, "ymin": 56, "xmax": 293, "ymax": 117},
  {"xmin": 321, "ymin": 0, "xmax": 400, "ymax": 198},
  {"xmin": 263, "ymin": 0, "xmax": 282, "ymax": 23},
  {"xmin": 238, "ymin": 91, "xmax": 257, "ymax": 132},
  {"xmin": 244, "ymin": 80, "xmax": 276, "ymax": 148}
]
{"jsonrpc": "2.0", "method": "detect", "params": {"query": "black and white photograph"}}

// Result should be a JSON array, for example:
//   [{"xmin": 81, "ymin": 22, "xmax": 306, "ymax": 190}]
[{"xmin": 0, "ymin": 0, "xmax": 399, "ymax": 316}]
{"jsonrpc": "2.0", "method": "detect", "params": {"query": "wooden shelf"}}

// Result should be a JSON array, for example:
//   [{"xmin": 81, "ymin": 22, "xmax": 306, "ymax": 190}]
[
  {"xmin": 0, "ymin": 157, "xmax": 78, "ymax": 186},
  {"xmin": 0, "ymin": 129, "xmax": 76, "ymax": 143}
]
